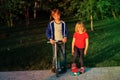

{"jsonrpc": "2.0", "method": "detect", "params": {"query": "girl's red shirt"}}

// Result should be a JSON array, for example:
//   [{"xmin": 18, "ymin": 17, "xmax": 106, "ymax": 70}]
[{"xmin": 73, "ymin": 32, "xmax": 88, "ymax": 48}]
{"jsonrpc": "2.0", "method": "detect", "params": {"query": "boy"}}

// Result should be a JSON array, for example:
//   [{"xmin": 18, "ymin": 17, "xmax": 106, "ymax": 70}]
[{"xmin": 46, "ymin": 9, "xmax": 68, "ymax": 73}]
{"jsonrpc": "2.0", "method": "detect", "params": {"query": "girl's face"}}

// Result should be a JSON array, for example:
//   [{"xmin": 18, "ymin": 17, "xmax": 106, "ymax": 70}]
[
  {"xmin": 52, "ymin": 13, "xmax": 60, "ymax": 20},
  {"xmin": 78, "ymin": 25, "xmax": 84, "ymax": 32}
]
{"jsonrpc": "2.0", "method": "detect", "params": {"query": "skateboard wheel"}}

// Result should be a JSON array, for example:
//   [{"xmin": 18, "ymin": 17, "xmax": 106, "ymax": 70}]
[
  {"xmin": 74, "ymin": 72, "xmax": 77, "ymax": 75},
  {"xmin": 77, "ymin": 72, "xmax": 80, "ymax": 76}
]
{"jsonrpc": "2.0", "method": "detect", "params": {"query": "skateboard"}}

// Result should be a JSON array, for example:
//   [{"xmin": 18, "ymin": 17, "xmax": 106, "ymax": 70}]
[{"xmin": 71, "ymin": 63, "xmax": 80, "ymax": 76}]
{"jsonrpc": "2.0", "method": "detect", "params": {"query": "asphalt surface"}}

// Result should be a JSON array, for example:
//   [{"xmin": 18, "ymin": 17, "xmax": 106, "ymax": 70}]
[{"xmin": 0, "ymin": 67, "xmax": 120, "ymax": 80}]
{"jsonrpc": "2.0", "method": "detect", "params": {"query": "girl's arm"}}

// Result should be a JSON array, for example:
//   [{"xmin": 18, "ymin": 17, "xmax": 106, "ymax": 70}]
[
  {"xmin": 84, "ymin": 38, "xmax": 89, "ymax": 56},
  {"xmin": 72, "ymin": 38, "xmax": 75, "ymax": 55}
]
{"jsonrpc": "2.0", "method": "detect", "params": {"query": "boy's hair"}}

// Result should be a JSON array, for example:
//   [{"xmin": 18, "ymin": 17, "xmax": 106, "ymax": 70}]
[
  {"xmin": 75, "ymin": 22, "xmax": 87, "ymax": 32},
  {"xmin": 50, "ymin": 9, "xmax": 61, "ymax": 21}
]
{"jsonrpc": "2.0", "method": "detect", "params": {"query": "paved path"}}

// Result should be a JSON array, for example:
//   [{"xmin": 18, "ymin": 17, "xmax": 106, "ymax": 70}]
[{"xmin": 0, "ymin": 67, "xmax": 120, "ymax": 80}]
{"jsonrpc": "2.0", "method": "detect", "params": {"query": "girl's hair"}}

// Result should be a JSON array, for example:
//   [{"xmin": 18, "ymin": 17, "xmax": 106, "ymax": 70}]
[
  {"xmin": 75, "ymin": 22, "xmax": 87, "ymax": 32},
  {"xmin": 50, "ymin": 9, "xmax": 61, "ymax": 21}
]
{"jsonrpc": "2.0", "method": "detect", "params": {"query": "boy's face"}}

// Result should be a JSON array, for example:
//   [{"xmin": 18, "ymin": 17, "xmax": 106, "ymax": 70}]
[{"xmin": 53, "ymin": 13, "xmax": 60, "ymax": 20}]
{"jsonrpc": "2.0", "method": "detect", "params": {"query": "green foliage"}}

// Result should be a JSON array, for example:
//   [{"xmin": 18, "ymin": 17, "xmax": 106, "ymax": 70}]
[
  {"xmin": 0, "ymin": 0, "xmax": 23, "ymax": 21},
  {"xmin": 97, "ymin": 0, "xmax": 111, "ymax": 19},
  {"xmin": 1, "ymin": 0, "xmax": 120, "ymax": 24},
  {"xmin": 58, "ymin": 0, "xmax": 120, "ymax": 21},
  {"xmin": 58, "ymin": 0, "xmax": 72, "ymax": 16}
]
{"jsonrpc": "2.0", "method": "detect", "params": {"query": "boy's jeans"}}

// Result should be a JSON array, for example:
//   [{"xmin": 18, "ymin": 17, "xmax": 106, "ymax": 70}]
[{"xmin": 52, "ymin": 43, "xmax": 66, "ymax": 69}]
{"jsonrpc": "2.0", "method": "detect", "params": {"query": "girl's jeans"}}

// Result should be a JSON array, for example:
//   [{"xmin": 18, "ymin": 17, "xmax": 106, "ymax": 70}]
[
  {"xmin": 72, "ymin": 46, "xmax": 84, "ymax": 67},
  {"xmin": 52, "ymin": 43, "xmax": 66, "ymax": 68}
]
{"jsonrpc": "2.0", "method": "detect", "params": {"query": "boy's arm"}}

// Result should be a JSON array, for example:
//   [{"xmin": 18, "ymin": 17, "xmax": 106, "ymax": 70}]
[
  {"xmin": 46, "ymin": 24, "xmax": 51, "ymax": 40},
  {"xmin": 61, "ymin": 21, "xmax": 68, "ymax": 38},
  {"xmin": 46, "ymin": 23, "xmax": 55, "ymax": 44},
  {"xmin": 62, "ymin": 22, "xmax": 68, "ymax": 43},
  {"xmin": 65, "ymin": 25, "xmax": 68, "ymax": 38}
]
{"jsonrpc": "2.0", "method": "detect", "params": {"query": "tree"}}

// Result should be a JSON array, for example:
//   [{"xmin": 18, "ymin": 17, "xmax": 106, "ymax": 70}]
[
  {"xmin": 58, "ymin": 0, "xmax": 120, "ymax": 31},
  {"xmin": 59, "ymin": 0, "xmax": 96, "ymax": 31},
  {"xmin": 1, "ymin": 0, "xmax": 120, "ymax": 27},
  {"xmin": 89, "ymin": 0, "xmax": 95, "ymax": 31},
  {"xmin": 0, "ymin": 0, "xmax": 23, "ymax": 27},
  {"xmin": 97, "ymin": 0, "xmax": 111, "ymax": 20},
  {"xmin": 20, "ymin": 1, "xmax": 31, "ymax": 26},
  {"xmin": 108, "ymin": 0, "xmax": 120, "ymax": 19},
  {"xmin": 58, "ymin": 0, "xmax": 73, "ymax": 16},
  {"xmin": 34, "ymin": 0, "xmax": 42, "ymax": 19}
]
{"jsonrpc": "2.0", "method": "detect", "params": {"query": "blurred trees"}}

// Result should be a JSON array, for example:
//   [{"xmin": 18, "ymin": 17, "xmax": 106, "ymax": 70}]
[
  {"xmin": 0, "ymin": 0, "xmax": 23, "ymax": 27},
  {"xmin": 0, "ymin": 0, "xmax": 120, "ymax": 27},
  {"xmin": 58, "ymin": 0, "xmax": 120, "ymax": 31},
  {"xmin": 58, "ymin": 0, "xmax": 120, "ymax": 20},
  {"xmin": 0, "ymin": 0, "xmax": 52, "ymax": 27}
]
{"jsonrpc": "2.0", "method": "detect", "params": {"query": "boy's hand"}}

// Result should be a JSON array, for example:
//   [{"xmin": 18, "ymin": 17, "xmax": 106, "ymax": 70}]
[
  {"xmin": 62, "ymin": 37, "xmax": 67, "ymax": 43},
  {"xmin": 50, "ymin": 39, "xmax": 55, "ymax": 44}
]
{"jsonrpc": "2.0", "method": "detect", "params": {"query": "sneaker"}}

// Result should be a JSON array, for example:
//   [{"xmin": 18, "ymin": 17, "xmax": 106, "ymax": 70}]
[
  {"xmin": 80, "ymin": 67, "xmax": 85, "ymax": 74},
  {"xmin": 60, "ymin": 67, "xmax": 67, "ymax": 73},
  {"xmin": 58, "ymin": 68, "xmax": 62, "ymax": 73}
]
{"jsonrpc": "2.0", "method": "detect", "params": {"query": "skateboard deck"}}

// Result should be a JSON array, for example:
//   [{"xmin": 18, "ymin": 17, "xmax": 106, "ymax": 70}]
[
  {"xmin": 71, "ymin": 63, "xmax": 80, "ymax": 76},
  {"xmin": 71, "ymin": 67, "xmax": 80, "ymax": 76}
]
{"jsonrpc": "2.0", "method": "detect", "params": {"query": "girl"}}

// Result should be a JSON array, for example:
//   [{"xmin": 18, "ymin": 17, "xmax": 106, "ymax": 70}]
[
  {"xmin": 71, "ymin": 21, "xmax": 89, "ymax": 73},
  {"xmin": 46, "ymin": 9, "xmax": 68, "ymax": 73}
]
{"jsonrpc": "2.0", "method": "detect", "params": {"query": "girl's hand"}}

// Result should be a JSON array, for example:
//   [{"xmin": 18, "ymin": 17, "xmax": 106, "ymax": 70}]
[
  {"xmin": 84, "ymin": 50, "xmax": 87, "ymax": 56},
  {"xmin": 50, "ymin": 39, "xmax": 55, "ymax": 44},
  {"xmin": 72, "ymin": 49, "xmax": 74, "ymax": 56}
]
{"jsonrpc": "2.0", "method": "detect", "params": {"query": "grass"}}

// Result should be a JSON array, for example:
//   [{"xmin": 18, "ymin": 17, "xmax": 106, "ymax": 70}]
[
  {"xmin": 0, "ymin": 18, "xmax": 120, "ymax": 71},
  {"xmin": 85, "ymin": 19, "xmax": 120, "ymax": 67}
]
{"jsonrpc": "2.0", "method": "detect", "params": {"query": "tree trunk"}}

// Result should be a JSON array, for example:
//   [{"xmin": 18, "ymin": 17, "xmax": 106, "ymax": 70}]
[
  {"xmin": 111, "ymin": 9, "xmax": 117, "ymax": 20},
  {"xmin": 10, "ymin": 13, "xmax": 13, "ymax": 27},
  {"xmin": 25, "ymin": 7, "xmax": 29, "ymax": 26},
  {"xmin": 7, "ymin": 12, "xmax": 13, "ymax": 27},
  {"xmin": 90, "ymin": 15, "xmax": 94, "ymax": 31},
  {"xmin": 34, "ymin": 1, "xmax": 37, "ymax": 19}
]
